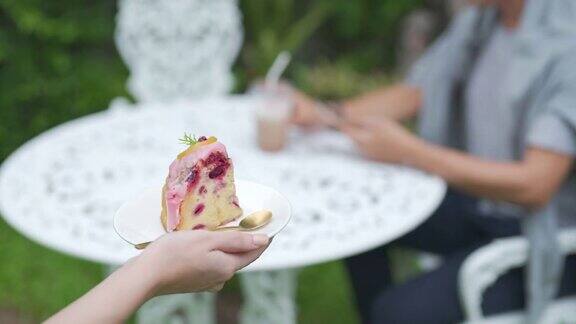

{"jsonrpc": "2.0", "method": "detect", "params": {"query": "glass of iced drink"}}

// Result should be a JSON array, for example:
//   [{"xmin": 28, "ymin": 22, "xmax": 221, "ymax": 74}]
[{"xmin": 252, "ymin": 84, "xmax": 294, "ymax": 152}]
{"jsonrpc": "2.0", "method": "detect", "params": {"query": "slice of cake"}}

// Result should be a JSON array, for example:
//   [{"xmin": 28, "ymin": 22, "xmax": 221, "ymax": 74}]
[{"xmin": 161, "ymin": 134, "xmax": 242, "ymax": 232}]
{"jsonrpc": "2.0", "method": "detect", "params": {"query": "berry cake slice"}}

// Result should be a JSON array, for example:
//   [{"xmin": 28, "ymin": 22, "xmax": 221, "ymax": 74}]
[{"xmin": 161, "ymin": 135, "xmax": 242, "ymax": 232}]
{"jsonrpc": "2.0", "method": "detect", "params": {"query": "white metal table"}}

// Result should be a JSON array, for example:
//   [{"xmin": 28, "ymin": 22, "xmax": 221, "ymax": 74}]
[{"xmin": 0, "ymin": 96, "xmax": 446, "ymax": 323}]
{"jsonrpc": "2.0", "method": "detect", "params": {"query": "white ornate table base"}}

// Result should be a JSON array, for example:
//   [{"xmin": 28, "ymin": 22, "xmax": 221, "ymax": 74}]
[
  {"xmin": 137, "ymin": 293, "xmax": 215, "ymax": 324},
  {"xmin": 240, "ymin": 270, "xmax": 298, "ymax": 324},
  {"xmin": 127, "ymin": 269, "xmax": 298, "ymax": 324}
]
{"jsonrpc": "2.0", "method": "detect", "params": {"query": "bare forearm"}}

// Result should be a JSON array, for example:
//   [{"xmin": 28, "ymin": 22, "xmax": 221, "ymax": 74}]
[
  {"xmin": 343, "ymin": 84, "xmax": 422, "ymax": 122},
  {"xmin": 342, "ymin": 117, "xmax": 573, "ymax": 209},
  {"xmin": 44, "ymin": 231, "xmax": 269, "ymax": 324},
  {"xmin": 410, "ymin": 143, "xmax": 529, "ymax": 203},
  {"xmin": 407, "ymin": 141, "xmax": 572, "ymax": 209},
  {"xmin": 45, "ymin": 258, "xmax": 157, "ymax": 324}
]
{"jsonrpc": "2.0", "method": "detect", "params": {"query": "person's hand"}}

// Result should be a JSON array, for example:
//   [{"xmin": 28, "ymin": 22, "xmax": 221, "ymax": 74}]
[
  {"xmin": 137, "ymin": 230, "xmax": 269, "ymax": 296},
  {"xmin": 45, "ymin": 230, "xmax": 269, "ymax": 324},
  {"xmin": 341, "ymin": 118, "xmax": 423, "ymax": 164},
  {"xmin": 288, "ymin": 86, "xmax": 329, "ymax": 127}
]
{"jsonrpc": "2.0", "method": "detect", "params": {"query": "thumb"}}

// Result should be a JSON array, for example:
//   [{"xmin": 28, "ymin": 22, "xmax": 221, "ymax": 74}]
[{"xmin": 210, "ymin": 232, "xmax": 269, "ymax": 254}]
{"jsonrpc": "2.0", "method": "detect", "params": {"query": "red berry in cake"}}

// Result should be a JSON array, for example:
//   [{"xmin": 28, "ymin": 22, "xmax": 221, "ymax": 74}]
[
  {"xmin": 187, "ymin": 169, "xmax": 197, "ymax": 182},
  {"xmin": 205, "ymin": 152, "xmax": 229, "ymax": 166},
  {"xmin": 209, "ymin": 165, "xmax": 226, "ymax": 179},
  {"xmin": 192, "ymin": 224, "xmax": 206, "ymax": 230},
  {"xmin": 194, "ymin": 204, "xmax": 205, "ymax": 215},
  {"xmin": 186, "ymin": 169, "xmax": 199, "ymax": 191}
]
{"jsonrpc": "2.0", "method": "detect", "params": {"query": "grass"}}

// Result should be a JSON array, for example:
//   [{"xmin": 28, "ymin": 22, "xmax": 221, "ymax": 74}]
[
  {"xmin": 0, "ymin": 218, "xmax": 102, "ymax": 321},
  {"xmin": 298, "ymin": 262, "xmax": 359, "ymax": 324},
  {"xmin": 0, "ymin": 217, "xmax": 360, "ymax": 323}
]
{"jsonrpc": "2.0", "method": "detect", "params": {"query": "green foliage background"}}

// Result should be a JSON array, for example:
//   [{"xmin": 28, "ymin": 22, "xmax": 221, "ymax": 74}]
[{"xmin": 0, "ymin": 0, "xmax": 429, "ymax": 322}]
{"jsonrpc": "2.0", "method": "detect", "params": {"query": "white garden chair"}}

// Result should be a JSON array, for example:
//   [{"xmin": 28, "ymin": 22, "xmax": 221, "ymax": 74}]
[
  {"xmin": 459, "ymin": 228, "xmax": 576, "ymax": 324},
  {"xmin": 115, "ymin": 0, "xmax": 243, "ymax": 102}
]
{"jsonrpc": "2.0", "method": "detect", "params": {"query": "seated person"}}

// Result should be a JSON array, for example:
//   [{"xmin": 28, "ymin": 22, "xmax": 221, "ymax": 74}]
[{"xmin": 291, "ymin": 0, "xmax": 576, "ymax": 322}]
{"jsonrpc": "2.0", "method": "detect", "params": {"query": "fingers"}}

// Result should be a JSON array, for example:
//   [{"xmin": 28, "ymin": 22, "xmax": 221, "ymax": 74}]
[
  {"xmin": 210, "ymin": 232, "xmax": 269, "ymax": 254},
  {"xmin": 291, "ymin": 102, "xmax": 323, "ymax": 127},
  {"xmin": 228, "ymin": 245, "xmax": 269, "ymax": 271},
  {"xmin": 315, "ymin": 103, "xmax": 341, "ymax": 128},
  {"xmin": 207, "ymin": 282, "xmax": 225, "ymax": 292}
]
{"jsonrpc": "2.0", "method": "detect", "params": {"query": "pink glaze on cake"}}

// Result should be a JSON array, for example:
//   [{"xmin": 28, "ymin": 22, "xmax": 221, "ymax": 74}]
[{"xmin": 164, "ymin": 142, "xmax": 227, "ymax": 231}]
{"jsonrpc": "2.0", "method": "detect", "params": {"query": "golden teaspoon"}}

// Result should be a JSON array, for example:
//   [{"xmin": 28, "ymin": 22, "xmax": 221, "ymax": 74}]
[{"xmin": 214, "ymin": 210, "xmax": 273, "ymax": 231}]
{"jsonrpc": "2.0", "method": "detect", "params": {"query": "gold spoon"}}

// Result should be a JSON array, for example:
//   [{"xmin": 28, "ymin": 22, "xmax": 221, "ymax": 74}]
[
  {"xmin": 134, "ymin": 210, "xmax": 273, "ymax": 250},
  {"xmin": 214, "ymin": 210, "xmax": 272, "ymax": 231}
]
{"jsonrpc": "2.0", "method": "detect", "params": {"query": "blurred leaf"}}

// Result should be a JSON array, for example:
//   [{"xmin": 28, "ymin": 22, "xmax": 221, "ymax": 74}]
[
  {"xmin": 284, "ymin": 1, "xmax": 332, "ymax": 52},
  {"xmin": 240, "ymin": 0, "xmax": 335, "ymax": 77},
  {"xmin": 272, "ymin": 0, "xmax": 293, "ymax": 34},
  {"xmin": 292, "ymin": 59, "xmax": 395, "ymax": 100}
]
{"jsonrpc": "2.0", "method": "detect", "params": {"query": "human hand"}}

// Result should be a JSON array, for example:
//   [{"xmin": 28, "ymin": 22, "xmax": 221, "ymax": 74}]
[
  {"xmin": 340, "ymin": 118, "xmax": 423, "ymax": 164},
  {"xmin": 286, "ymin": 85, "xmax": 332, "ymax": 127},
  {"xmin": 137, "ymin": 230, "xmax": 269, "ymax": 296},
  {"xmin": 45, "ymin": 231, "xmax": 269, "ymax": 324}
]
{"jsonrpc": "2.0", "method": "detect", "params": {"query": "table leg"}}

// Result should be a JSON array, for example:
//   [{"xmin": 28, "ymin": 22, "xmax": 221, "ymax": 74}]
[
  {"xmin": 137, "ymin": 293, "xmax": 215, "ymax": 324},
  {"xmin": 239, "ymin": 269, "xmax": 299, "ymax": 324},
  {"xmin": 105, "ymin": 265, "xmax": 216, "ymax": 324}
]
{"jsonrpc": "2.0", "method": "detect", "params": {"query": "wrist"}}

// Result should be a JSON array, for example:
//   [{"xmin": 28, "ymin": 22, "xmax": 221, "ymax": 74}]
[
  {"xmin": 323, "ymin": 100, "xmax": 345, "ymax": 117},
  {"xmin": 331, "ymin": 100, "xmax": 354, "ymax": 120},
  {"xmin": 123, "ymin": 255, "xmax": 162, "ymax": 301},
  {"xmin": 314, "ymin": 101, "xmax": 343, "ymax": 127},
  {"xmin": 406, "ymin": 139, "xmax": 455, "ymax": 182},
  {"xmin": 402, "ymin": 136, "xmax": 431, "ymax": 168}
]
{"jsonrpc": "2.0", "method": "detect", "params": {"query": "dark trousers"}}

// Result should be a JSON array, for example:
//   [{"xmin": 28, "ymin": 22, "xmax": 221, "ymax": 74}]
[{"xmin": 345, "ymin": 189, "xmax": 576, "ymax": 324}]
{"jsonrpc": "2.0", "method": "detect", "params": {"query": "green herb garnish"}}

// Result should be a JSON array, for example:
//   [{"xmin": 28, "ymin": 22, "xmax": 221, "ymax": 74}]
[{"xmin": 179, "ymin": 133, "xmax": 198, "ymax": 146}]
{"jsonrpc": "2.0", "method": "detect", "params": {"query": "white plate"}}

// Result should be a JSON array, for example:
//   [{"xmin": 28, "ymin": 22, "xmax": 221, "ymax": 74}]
[{"xmin": 114, "ymin": 180, "xmax": 292, "ymax": 246}]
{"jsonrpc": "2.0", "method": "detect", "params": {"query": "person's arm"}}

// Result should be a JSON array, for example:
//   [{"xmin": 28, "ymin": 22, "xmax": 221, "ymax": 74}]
[
  {"xmin": 45, "ymin": 257, "xmax": 156, "ymax": 324},
  {"xmin": 342, "ymin": 119, "xmax": 573, "ymax": 209},
  {"xmin": 45, "ymin": 231, "xmax": 269, "ymax": 324},
  {"xmin": 411, "ymin": 144, "xmax": 572, "ymax": 209},
  {"xmin": 290, "ymin": 83, "xmax": 422, "ymax": 127},
  {"xmin": 340, "ymin": 84, "xmax": 422, "ymax": 122}
]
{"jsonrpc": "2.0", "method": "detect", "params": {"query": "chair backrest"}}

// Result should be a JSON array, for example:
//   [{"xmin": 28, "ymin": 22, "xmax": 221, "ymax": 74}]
[
  {"xmin": 115, "ymin": 0, "xmax": 243, "ymax": 102},
  {"xmin": 459, "ymin": 228, "xmax": 576, "ymax": 323}
]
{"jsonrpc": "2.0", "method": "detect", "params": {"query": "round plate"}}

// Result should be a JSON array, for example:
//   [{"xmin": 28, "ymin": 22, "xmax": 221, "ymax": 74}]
[{"xmin": 114, "ymin": 180, "xmax": 292, "ymax": 246}]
